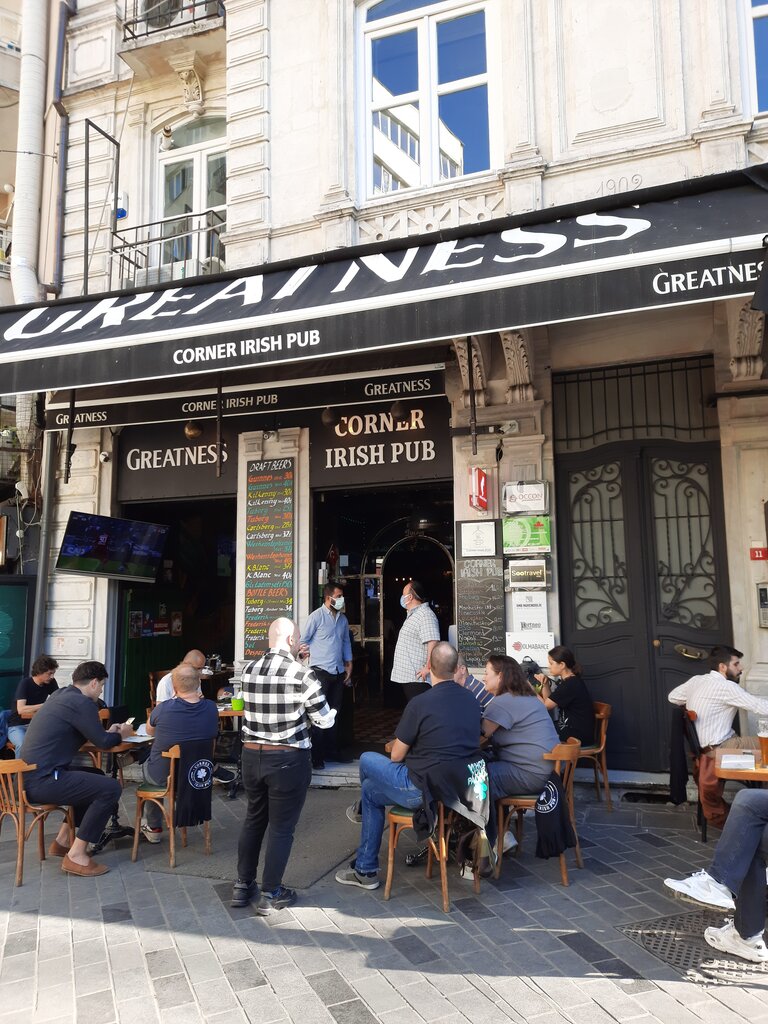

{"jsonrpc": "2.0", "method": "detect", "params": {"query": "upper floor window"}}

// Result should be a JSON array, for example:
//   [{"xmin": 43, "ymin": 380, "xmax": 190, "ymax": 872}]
[
  {"xmin": 362, "ymin": 0, "xmax": 492, "ymax": 198},
  {"xmin": 750, "ymin": 1, "xmax": 768, "ymax": 111}
]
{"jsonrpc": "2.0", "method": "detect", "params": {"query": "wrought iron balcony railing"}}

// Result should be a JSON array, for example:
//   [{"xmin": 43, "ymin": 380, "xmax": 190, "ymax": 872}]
[
  {"xmin": 109, "ymin": 209, "xmax": 226, "ymax": 291},
  {"xmin": 123, "ymin": 0, "xmax": 224, "ymax": 43}
]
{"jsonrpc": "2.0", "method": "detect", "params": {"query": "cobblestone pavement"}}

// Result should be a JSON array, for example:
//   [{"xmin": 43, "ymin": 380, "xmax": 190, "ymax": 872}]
[{"xmin": 2, "ymin": 789, "xmax": 767, "ymax": 1024}]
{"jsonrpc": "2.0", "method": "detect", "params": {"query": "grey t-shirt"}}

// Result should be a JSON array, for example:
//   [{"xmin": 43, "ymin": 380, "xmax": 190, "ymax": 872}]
[{"xmin": 484, "ymin": 694, "xmax": 559, "ymax": 772}]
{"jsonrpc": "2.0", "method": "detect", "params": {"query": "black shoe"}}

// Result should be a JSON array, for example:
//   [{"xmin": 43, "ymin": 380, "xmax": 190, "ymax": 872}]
[
  {"xmin": 213, "ymin": 765, "xmax": 236, "ymax": 786},
  {"xmin": 312, "ymin": 759, "xmax": 325, "ymax": 770},
  {"xmin": 256, "ymin": 885, "xmax": 297, "ymax": 915},
  {"xmin": 231, "ymin": 879, "xmax": 257, "ymax": 908},
  {"xmin": 329, "ymin": 752, "xmax": 354, "ymax": 764}
]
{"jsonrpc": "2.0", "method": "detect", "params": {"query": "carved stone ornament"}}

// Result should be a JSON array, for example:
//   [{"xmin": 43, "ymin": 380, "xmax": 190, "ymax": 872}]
[
  {"xmin": 500, "ymin": 330, "xmax": 535, "ymax": 403},
  {"xmin": 731, "ymin": 300, "xmax": 766, "ymax": 381},
  {"xmin": 453, "ymin": 337, "xmax": 488, "ymax": 408},
  {"xmin": 168, "ymin": 54, "xmax": 206, "ymax": 117}
]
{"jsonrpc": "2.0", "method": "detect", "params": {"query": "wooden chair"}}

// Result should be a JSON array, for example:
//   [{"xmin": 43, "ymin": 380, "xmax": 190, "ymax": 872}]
[
  {"xmin": 0, "ymin": 760, "xmax": 74, "ymax": 886},
  {"xmin": 86, "ymin": 709, "xmax": 125, "ymax": 784},
  {"xmin": 148, "ymin": 669, "xmax": 172, "ymax": 709},
  {"xmin": 494, "ymin": 738, "xmax": 584, "ymax": 886},
  {"xmin": 578, "ymin": 702, "xmax": 612, "ymax": 809},
  {"xmin": 682, "ymin": 709, "xmax": 707, "ymax": 842},
  {"xmin": 131, "ymin": 743, "xmax": 213, "ymax": 868},
  {"xmin": 383, "ymin": 802, "xmax": 480, "ymax": 913}
]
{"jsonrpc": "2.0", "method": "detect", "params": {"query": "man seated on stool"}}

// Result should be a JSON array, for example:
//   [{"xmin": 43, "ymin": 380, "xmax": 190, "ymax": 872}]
[
  {"xmin": 20, "ymin": 660, "xmax": 132, "ymax": 877},
  {"xmin": 336, "ymin": 642, "xmax": 481, "ymax": 891},
  {"xmin": 140, "ymin": 663, "xmax": 221, "ymax": 843},
  {"xmin": 155, "ymin": 650, "xmax": 206, "ymax": 703}
]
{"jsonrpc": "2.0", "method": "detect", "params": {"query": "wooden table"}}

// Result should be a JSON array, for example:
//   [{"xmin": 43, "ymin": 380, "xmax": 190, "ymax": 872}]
[{"xmin": 714, "ymin": 736, "xmax": 768, "ymax": 782}]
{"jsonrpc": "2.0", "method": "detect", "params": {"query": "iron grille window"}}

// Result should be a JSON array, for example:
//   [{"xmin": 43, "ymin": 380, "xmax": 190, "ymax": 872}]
[{"xmin": 552, "ymin": 357, "xmax": 718, "ymax": 453}]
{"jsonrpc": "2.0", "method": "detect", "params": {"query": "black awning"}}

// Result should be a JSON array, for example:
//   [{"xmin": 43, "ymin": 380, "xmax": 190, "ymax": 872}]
[{"xmin": 1, "ymin": 166, "xmax": 767, "ymax": 394}]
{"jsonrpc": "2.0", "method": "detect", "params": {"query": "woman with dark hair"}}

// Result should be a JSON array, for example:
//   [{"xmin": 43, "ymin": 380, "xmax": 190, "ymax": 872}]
[
  {"xmin": 535, "ymin": 645, "xmax": 595, "ymax": 746},
  {"xmin": 481, "ymin": 654, "xmax": 559, "ymax": 799}
]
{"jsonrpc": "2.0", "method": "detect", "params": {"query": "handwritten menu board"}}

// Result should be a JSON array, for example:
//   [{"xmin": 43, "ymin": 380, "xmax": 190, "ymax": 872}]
[
  {"xmin": 244, "ymin": 458, "xmax": 294, "ymax": 659},
  {"xmin": 456, "ymin": 557, "xmax": 506, "ymax": 666}
]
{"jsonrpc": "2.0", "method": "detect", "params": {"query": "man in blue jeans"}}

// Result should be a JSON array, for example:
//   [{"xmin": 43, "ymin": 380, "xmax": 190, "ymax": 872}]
[
  {"xmin": 336, "ymin": 642, "xmax": 480, "ymax": 890},
  {"xmin": 664, "ymin": 788, "xmax": 768, "ymax": 962}
]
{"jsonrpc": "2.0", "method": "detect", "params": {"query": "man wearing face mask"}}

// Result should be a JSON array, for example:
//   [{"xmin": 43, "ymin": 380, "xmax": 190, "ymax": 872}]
[
  {"xmin": 391, "ymin": 580, "xmax": 440, "ymax": 703},
  {"xmin": 232, "ymin": 618, "xmax": 336, "ymax": 913},
  {"xmin": 300, "ymin": 582, "xmax": 353, "ymax": 768}
]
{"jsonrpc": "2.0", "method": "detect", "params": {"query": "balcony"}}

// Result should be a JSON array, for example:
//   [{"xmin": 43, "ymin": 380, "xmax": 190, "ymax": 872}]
[
  {"xmin": 119, "ymin": 1, "xmax": 225, "ymax": 77},
  {"xmin": 109, "ymin": 209, "xmax": 226, "ymax": 291}
]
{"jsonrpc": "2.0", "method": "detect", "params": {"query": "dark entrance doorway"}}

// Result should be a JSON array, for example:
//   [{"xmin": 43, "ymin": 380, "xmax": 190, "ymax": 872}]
[
  {"xmin": 554, "ymin": 358, "xmax": 732, "ymax": 772},
  {"xmin": 312, "ymin": 483, "xmax": 454, "ymax": 727}
]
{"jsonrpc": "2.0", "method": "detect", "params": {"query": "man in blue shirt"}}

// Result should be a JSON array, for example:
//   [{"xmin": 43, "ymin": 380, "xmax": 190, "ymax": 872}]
[{"xmin": 300, "ymin": 581, "xmax": 353, "ymax": 768}]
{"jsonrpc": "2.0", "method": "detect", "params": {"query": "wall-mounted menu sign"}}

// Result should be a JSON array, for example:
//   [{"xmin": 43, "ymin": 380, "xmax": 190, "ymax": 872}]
[
  {"xmin": 456, "ymin": 557, "xmax": 506, "ymax": 667},
  {"xmin": 244, "ymin": 458, "xmax": 294, "ymax": 660}
]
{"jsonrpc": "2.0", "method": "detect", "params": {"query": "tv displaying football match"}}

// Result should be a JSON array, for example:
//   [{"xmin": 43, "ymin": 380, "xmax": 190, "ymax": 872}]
[{"xmin": 55, "ymin": 511, "xmax": 169, "ymax": 583}]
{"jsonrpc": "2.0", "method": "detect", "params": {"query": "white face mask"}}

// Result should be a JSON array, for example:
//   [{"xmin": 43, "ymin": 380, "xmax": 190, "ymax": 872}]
[{"xmin": 331, "ymin": 597, "xmax": 345, "ymax": 611}]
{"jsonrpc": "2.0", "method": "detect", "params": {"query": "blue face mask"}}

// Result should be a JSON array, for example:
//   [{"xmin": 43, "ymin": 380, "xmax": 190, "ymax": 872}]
[{"xmin": 400, "ymin": 594, "xmax": 410, "ymax": 609}]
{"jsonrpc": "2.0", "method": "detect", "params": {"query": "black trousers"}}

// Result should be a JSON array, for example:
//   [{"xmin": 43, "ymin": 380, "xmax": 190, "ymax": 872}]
[
  {"xmin": 25, "ymin": 766, "xmax": 121, "ymax": 845},
  {"xmin": 236, "ymin": 747, "xmax": 312, "ymax": 892},
  {"xmin": 401, "ymin": 681, "xmax": 430, "ymax": 703},
  {"xmin": 310, "ymin": 667, "xmax": 345, "ymax": 761}
]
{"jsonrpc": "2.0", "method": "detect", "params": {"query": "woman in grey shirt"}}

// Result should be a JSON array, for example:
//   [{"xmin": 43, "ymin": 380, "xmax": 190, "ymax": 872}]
[{"xmin": 482, "ymin": 655, "xmax": 559, "ymax": 800}]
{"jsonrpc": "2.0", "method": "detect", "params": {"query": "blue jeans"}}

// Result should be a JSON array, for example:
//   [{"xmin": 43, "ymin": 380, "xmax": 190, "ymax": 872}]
[
  {"xmin": 709, "ymin": 788, "xmax": 768, "ymax": 939},
  {"xmin": 7, "ymin": 725, "xmax": 27, "ymax": 756},
  {"xmin": 354, "ymin": 751, "xmax": 422, "ymax": 874}
]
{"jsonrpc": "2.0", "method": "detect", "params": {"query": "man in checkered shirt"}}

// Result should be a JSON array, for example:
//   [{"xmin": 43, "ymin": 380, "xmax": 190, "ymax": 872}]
[{"xmin": 231, "ymin": 617, "xmax": 335, "ymax": 914}]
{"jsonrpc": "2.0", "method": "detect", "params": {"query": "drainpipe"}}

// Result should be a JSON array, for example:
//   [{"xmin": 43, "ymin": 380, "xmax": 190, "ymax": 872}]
[
  {"xmin": 10, "ymin": 0, "xmax": 49, "ymax": 304},
  {"xmin": 29, "ymin": 433, "xmax": 57, "ymax": 658},
  {"xmin": 50, "ymin": 1, "xmax": 77, "ymax": 296}
]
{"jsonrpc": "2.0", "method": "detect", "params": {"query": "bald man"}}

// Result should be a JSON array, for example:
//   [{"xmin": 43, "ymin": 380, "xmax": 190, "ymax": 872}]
[
  {"xmin": 155, "ymin": 650, "xmax": 206, "ymax": 703},
  {"xmin": 231, "ymin": 618, "xmax": 336, "ymax": 914},
  {"xmin": 140, "ymin": 663, "xmax": 219, "ymax": 843}
]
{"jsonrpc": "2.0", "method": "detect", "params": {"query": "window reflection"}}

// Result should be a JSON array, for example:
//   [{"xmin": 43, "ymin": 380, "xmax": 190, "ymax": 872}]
[
  {"xmin": 367, "ymin": 0, "xmax": 442, "ymax": 22},
  {"xmin": 372, "ymin": 100, "xmax": 420, "ymax": 192},
  {"xmin": 372, "ymin": 30, "xmax": 418, "ymax": 95},
  {"xmin": 754, "ymin": 15, "xmax": 768, "ymax": 111},
  {"xmin": 438, "ymin": 85, "xmax": 489, "ymax": 177},
  {"xmin": 437, "ymin": 12, "xmax": 486, "ymax": 84}
]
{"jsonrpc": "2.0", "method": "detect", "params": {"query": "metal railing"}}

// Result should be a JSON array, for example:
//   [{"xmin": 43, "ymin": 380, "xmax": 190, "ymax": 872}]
[
  {"xmin": 0, "ymin": 227, "xmax": 10, "ymax": 279},
  {"xmin": 123, "ymin": 0, "xmax": 224, "ymax": 42},
  {"xmin": 110, "ymin": 208, "xmax": 226, "ymax": 290}
]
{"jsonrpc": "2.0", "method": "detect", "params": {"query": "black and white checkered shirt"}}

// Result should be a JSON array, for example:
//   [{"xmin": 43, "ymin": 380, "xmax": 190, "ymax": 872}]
[{"xmin": 240, "ymin": 648, "xmax": 335, "ymax": 748}]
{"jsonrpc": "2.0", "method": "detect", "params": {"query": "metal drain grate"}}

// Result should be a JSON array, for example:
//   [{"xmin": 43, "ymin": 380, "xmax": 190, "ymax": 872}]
[{"xmin": 620, "ymin": 909, "xmax": 768, "ymax": 985}]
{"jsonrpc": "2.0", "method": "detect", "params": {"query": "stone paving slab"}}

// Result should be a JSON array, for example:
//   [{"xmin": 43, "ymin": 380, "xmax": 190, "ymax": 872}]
[{"xmin": 0, "ymin": 789, "xmax": 765, "ymax": 1024}]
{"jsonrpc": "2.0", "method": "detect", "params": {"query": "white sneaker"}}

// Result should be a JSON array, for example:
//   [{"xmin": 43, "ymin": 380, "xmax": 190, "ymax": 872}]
[
  {"xmin": 704, "ymin": 920, "xmax": 768, "ymax": 963},
  {"xmin": 140, "ymin": 823, "xmax": 162, "ymax": 844},
  {"xmin": 664, "ymin": 869, "xmax": 735, "ymax": 910},
  {"xmin": 502, "ymin": 830, "xmax": 518, "ymax": 854}
]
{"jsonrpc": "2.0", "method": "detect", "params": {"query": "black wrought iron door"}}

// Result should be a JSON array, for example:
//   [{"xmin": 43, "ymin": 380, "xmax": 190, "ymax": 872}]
[{"xmin": 556, "ymin": 442, "xmax": 731, "ymax": 771}]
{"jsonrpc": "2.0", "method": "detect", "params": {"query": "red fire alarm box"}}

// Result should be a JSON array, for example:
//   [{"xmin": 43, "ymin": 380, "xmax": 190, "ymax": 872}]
[{"xmin": 469, "ymin": 466, "xmax": 487, "ymax": 511}]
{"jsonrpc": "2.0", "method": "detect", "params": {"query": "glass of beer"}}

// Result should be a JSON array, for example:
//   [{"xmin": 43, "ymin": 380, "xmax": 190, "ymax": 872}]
[{"xmin": 758, "ymin": 718, "xmax": 768, "ymax": 767}]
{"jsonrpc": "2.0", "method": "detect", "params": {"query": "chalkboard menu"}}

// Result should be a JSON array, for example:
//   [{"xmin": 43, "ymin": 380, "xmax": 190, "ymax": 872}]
[
  {"xmin": 244, "ymin": 458, "xmax": 295, "ymax": 659},
  {"xmin": 456, "ymin": 557, "xmax": 506, "ymax": 666}
]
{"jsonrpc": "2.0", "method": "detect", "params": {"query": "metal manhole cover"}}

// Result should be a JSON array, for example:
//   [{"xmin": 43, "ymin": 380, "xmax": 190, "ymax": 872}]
[{"xmin": 620, "ymin": 908, "xmax": 768, "ymax": 986}]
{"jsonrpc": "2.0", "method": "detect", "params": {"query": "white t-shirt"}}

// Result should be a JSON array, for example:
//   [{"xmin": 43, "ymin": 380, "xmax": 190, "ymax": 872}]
[{"xmin": 155, "ymin": 671, "xmax": 174, "ymax": 703}]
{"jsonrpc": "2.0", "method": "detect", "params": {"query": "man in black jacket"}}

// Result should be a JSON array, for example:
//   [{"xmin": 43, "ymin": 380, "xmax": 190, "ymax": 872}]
[{"xmin": 21, "ymin": 660, "xmax": 132, "ymax": 876}]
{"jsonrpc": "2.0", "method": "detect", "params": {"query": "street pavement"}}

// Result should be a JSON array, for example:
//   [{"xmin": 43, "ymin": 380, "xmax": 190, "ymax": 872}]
[{"xmin": 1, "ymin": 786, "xmax": 767, "ymax": 1024}]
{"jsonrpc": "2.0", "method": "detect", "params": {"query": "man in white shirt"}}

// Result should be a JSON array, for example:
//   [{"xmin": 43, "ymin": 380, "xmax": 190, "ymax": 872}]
[
  {"xmin": 668, "ymin": 645, "xmax": 768, "ymax": 829},
  {"xmin": 155, "ymin": 650, "xmax": 206, "ymax": 703}
]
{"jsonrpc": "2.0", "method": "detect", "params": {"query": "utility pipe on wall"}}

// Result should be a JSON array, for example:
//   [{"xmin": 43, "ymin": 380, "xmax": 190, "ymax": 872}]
[{"xmin": 10, "ymin": 0, "xmax": 49, "ymax": 304}]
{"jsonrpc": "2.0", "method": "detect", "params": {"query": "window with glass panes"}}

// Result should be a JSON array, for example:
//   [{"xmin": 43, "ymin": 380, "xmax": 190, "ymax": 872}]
[
  {"xmin": 751, "ymin": 1, "xmax": 768, "ymax": 112},
  {"xmin": 156, "ymin": 117, "xmax": 227, "ymax": 268},
  {"xmin": 362, "ymin": 0, "xmax": 491, "ymax": 197}
]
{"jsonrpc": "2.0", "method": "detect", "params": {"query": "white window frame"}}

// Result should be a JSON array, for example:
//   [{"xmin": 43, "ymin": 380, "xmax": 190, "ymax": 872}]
[
  {"xmin": 154, "ymin": 124, "xmax": 227, "ymax": 270},
  {"xmin": 358, "ymin": 0, "xmax": 500, "ymax": 202},
  {"xmin": 745, "ymin": 0, "xmax": 768, "ymax": 115}
]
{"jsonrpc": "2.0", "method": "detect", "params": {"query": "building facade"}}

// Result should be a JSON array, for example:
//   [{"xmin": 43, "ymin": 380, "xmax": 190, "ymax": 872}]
[{"xmin": 2, "ymin": 0, "xmax": 768, "ymax": 771}]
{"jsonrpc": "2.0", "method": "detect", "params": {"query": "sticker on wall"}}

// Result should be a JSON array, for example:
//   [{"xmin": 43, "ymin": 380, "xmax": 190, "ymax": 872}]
[
  {"xmin": 505, "ymin": 632, "xmax": 555, "ymax": 665},
  {"xmin": 510, "ymin": 592, "xmax": 549, "ymax": 633},
  {"xmin": 503, "ymin": 516, "xmax": 551, "ymax": 554},
  {"xmin": 502, "ymin": 480, "xmax": 548, "ymax": 514}
]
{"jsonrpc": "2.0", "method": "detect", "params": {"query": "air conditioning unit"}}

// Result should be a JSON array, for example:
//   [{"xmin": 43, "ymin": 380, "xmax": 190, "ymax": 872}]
[
  {"xmin": 142, "ymin": 0, "xmax": 181, "ymax": 30},
  {"xmin": 200, "ymin": 255, "xmax": 226, "ymax": 275}
]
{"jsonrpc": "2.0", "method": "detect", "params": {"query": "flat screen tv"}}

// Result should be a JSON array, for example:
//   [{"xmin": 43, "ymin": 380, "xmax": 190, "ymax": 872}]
[{"xmin": 55, "ymin": 511, "xmax": 169, "ymax": 583}]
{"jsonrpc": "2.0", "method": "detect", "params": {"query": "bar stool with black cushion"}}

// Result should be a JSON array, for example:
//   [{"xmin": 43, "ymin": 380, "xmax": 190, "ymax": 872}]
[
  {"xmin": 131, "ymin": 739, "xmax": 214, "ymax": 868},
  {"xmin": 0, "ymin": 759, "xmax": 74, "ymax": 885},
  {"xmin": 495, "ymin": 738, "xmax": 584, "ymax": 886},
  {"xmin": 578, "ymin": 701, "xmax": 612, "ymax": 809},
  {"xmin": 384, "ymin": 801, "xmax": 479, "ymax": 912}
]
